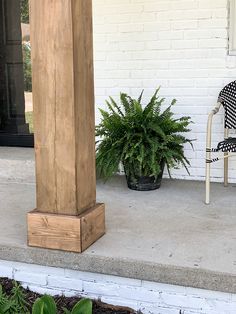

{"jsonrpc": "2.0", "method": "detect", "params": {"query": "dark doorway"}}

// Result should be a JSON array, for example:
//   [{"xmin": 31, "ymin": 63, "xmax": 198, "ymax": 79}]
[{"xmin": 0, "ymin": 0, "xmax": 33, "ymax": 147}]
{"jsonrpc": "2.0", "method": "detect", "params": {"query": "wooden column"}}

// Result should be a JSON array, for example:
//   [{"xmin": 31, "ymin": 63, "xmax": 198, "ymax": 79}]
[{"xmin": 27, "ymin": 0, "xmax": 105, "ymax": 253}]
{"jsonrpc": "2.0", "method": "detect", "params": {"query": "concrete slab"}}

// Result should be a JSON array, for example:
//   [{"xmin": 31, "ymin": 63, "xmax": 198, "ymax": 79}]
[{"xmin": 0, "ymin": 147, "xmax": 236, "ymax": 293}]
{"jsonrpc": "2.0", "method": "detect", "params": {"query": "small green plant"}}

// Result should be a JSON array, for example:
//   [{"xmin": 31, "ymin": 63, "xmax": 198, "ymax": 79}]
[
  {"xmin": 0, "ymin": 285, "xmax": 16, "ymax": 314},
  {"xmin": 25, "ymin": 111, "xmax": 34, "ymax": 133},
  {"xmin": 0, "ymin": 282, "xmax": 30, "ymax": 314},
  {"xmin": 0, "ymin": 283, "xmax": 92, "ymax": 314},
  {"xmin": 63, "ymin": 298, "xmax": 93, "ymax": 314},
  {"xmin": 96, "ymin": 89, "xmax": 193, "ymax": 188},
  {"xmin": 32, "ymin": 295, "xmax": 57, "ymax": 314},
  {"xmin": 20, "ymin": 0, "xmax": 29, "ymax": 24},
  {"xmin": 32, "ymin": 295, "xmax": 92, "ymax": 314},
  {"xmin": 22, "ymin": 42, "xmax": 32, "ymax": 92},
  {"xmin": 11, "ymin": 281, "xmax": 29, "ymax": 313}
]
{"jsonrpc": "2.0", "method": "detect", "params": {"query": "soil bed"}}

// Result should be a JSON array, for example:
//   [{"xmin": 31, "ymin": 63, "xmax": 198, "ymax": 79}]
[{"xmin": 0, "ymin": 278, "xmax": 137, "ymax": 314}]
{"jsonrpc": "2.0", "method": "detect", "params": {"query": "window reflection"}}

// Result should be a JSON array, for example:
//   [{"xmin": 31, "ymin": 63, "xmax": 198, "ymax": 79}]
[{"xmin": 21, "ymin": 0, "xmax": 33, "ymax": 133}]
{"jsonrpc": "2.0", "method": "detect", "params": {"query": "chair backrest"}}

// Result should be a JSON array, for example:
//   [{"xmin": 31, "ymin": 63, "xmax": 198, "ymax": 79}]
[{"xmin": 218, "ymin": 80, "xmax": 236, "ymax": 129}]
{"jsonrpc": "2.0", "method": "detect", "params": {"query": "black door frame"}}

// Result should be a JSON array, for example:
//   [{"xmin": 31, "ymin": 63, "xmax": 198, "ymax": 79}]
[{"xmin": 0, "ymin": 0, "xmax": 34, "ymax": 147}]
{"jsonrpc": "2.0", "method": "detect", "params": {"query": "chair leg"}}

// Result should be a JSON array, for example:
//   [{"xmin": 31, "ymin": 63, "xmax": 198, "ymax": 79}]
[
  {"xmin": 224, "ymin": 128, "xmax": 229, "ymax": 187},
  {"xmin": 205, "ymin": 160, "xmax": 211, "ymax": 205},
  {"xmin": 224, "ymin": 153, "xmax": 229, "ymax": 187}
]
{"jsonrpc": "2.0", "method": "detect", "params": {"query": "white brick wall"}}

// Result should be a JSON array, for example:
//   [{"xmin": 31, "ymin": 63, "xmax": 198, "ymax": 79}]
[
  {"xmin": 0, "ymin": 260, "xmax": 235, "ymax": 314},
  {"xmin": 93, "ymin": 0, "xmax": 236, "ymax": 183}
]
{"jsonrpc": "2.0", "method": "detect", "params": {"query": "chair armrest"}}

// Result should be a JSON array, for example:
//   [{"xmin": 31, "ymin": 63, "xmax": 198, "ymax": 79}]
[
  {"xmin": 206, "ymin": 102, "xmax": 222, "ymax": 149},
  {"xmin": 210, "ymin": 102, "xmax": 221, "ymax": 115}
]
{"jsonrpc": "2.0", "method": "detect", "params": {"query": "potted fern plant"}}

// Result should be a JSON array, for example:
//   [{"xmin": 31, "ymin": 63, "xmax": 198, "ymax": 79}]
[{"xmin": 96, "ymin": 89, "xmax": 193, "ymax": 191}]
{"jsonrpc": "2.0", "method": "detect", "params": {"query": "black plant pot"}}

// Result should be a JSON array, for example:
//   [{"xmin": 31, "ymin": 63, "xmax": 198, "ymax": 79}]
[{"xmin": 125, "ymin": 162, "xmax": 165, "ymax": 191}]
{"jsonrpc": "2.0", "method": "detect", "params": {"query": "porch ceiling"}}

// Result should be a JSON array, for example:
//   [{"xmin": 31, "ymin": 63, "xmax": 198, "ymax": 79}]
[{"xmin": 1, "ymin": 147, "xmax": 236, "ymax": 294}]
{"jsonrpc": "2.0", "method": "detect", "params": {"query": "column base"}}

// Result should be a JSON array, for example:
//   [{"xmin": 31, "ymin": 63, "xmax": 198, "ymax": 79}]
[{"xmin": 27, "ymin": 203, "xmax": 105, "ymax": 253}]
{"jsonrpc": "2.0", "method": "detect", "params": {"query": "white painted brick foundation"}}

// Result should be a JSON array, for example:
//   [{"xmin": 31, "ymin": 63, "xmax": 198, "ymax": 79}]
[
  {"xmin": 0, "ymin": 260, "xmax": 235, "ymax": 314},
  {"xmin": 92, "ymin": 0, "xmax": 236, "ymax": 183}
]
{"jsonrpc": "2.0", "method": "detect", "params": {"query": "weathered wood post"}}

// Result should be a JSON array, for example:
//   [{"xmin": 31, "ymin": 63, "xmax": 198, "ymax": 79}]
[{"xmin": 27, "ymin": 0, "xmax": 105, "ymax": 253}]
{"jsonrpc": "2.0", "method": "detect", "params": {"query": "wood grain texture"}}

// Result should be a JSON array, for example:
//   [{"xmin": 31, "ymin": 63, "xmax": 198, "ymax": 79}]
[
  {"xmin": 30, "ymin": 0, "xmax": 96, "ymax": 215},
  {"xmin": 28, "ymin": 211, "xmax": 81, "ymax": 252},
  {"xmin": 27, "ymin": 203, "xmax": 105, "ymax": 253},
  {"xmin": 81, "ymin": 203, "xmax": 105, "ymax": 251},
  {"xmin": 72, "ymin": 0, "xmax": 96, "ymax": 212}
]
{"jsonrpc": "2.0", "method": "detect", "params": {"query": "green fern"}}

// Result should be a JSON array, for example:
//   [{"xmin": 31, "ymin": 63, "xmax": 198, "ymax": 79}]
[{"xmin": 96, "ymin": 88, "xmax": 194, "ymax": 181}]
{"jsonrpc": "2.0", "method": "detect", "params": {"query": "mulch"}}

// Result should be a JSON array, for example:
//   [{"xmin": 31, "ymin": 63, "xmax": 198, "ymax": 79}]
[{"xmin": 0, "ymin": 278, "xmax": 137, "ymax": 314}]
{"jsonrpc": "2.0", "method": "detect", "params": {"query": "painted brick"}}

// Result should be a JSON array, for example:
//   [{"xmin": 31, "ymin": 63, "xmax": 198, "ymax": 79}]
[
  {"xmin": 142, "ymin": 281, "xmax": 187, "ymax": 295},
  {"xmin": 47, "ymin": 275, "xmax": 83, "ymax": 291},
  {"xmin": 22, "ymin": 284, "xmax": 62, "ymax": 296},
  {"xmin": 12, "ymin": 262, "xmax": 65, "ymax": 276},
  {"xmin": 13, "ymin": 270, "xmax": 47, "ymax": 286},
  {"xmin": 118, "ymin": 286, "xmax": 161, "ymax": 303},
  {"xmin": 139, "ymin": 304, "xmax": 182, "ymax": 314},
  {"xmin": 160, "ymin": 292, "xmax": 211, "ymax": 310},
  {"xmin": 101, "ymin": 297, "xmax": 139, "ymax": 311},
  {"xmin": 61, "ymin": 290, "xmax": 83, "ymax": 298},
  {"xmin": 83, "ymin": 281, "xmax": 120, "ymax": 297},
  {"xmin": 65, "ymin": 269, "xmax": 141, "ymax": 287},
  {"xmin": 92, "ymin": 0, "xmax": 236, "ymax": 183},
  {"xmin": 0, "ymin": 259, "xmax": 236, "ymax": 314},
  {"xmin": 0, "ymin": 265, "xmax": 13, "ymax": 279}
]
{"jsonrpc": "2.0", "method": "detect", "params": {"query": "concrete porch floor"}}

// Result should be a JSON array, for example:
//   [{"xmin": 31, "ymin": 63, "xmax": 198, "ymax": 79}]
[{"xmin": 0, "ymin": 147, "xmax": 236, "ymax": 294}]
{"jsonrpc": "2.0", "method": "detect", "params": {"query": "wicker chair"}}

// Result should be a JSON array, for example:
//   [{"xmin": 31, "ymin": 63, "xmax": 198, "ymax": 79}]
[{"xmin": 206, "ymin": 80, "xmax": 236, "ymax": 204}]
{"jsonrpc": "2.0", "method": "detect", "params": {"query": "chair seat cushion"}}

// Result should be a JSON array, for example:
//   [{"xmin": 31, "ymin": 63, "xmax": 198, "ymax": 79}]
[{"xmin": 216, "ymin": 137, "xmax": 236, "ymax": 152}]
